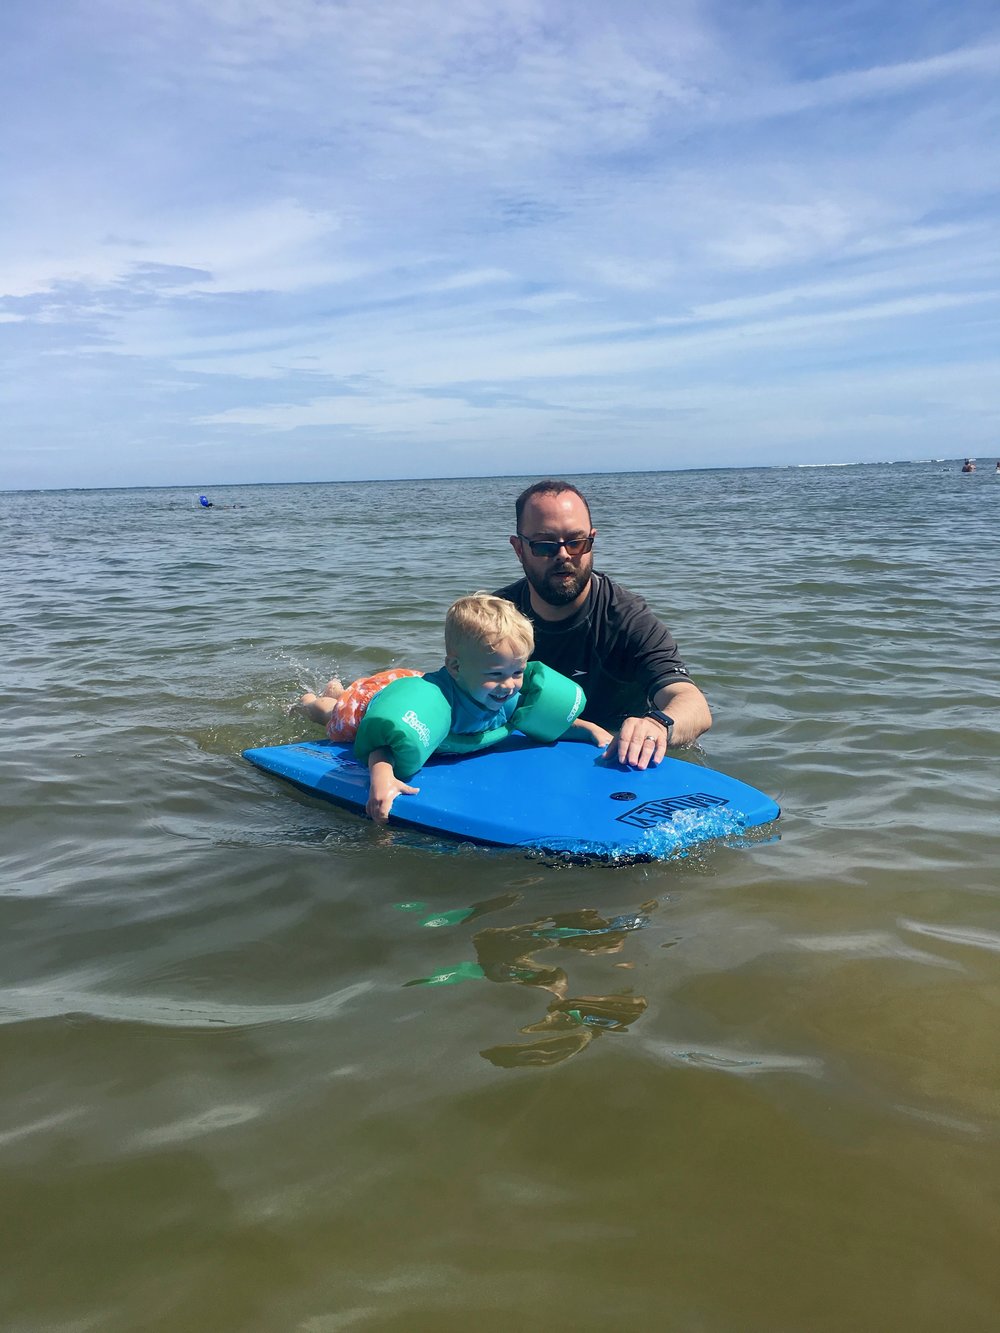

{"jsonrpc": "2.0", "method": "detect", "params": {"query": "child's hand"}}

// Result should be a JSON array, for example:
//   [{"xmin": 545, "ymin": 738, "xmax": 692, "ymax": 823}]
[
  {"xmin": 366, "ymin": 773, "xmax": 419, "ymax": 824},
  {"xmin": 567, "ymin": 718, "xmax": 614, "ymax": 747}
]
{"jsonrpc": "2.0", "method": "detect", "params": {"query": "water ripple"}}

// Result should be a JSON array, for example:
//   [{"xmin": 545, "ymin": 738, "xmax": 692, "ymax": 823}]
[{"xmin": 0, "ymin": 980, "xmax": 375, "ymax": 1030}]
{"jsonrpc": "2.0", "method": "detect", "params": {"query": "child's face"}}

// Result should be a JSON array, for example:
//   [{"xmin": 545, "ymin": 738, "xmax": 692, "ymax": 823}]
[{"xmin": 447, "ymin": 640, "xmax": 527, "ymax": 712}]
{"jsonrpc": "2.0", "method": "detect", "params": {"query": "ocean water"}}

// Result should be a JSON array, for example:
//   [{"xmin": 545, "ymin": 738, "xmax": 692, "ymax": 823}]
[{"xmin": 1, "ymin": 462, "xmax": 997, "ymax": 1332}]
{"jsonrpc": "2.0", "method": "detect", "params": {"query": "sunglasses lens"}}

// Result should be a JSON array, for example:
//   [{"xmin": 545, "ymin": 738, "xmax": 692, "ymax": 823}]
[{"xmin": 526, "ymin": 536, "xmax": 593, "ymax": 557}]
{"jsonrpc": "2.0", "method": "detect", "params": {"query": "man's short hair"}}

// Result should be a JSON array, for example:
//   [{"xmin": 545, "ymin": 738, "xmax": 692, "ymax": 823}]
[
  {"xmin": 445, "ymin": 592, "xmax": 534, "ymax": 658},
  {"xmin": 514, "ymin": 480, "xmax": 592, "ymax": 531}
]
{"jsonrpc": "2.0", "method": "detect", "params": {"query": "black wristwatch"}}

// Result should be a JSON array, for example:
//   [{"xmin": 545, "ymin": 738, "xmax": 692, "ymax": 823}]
[{"xmin": 644, "ymin": 708, "xmax": 675, "ymax": 731}]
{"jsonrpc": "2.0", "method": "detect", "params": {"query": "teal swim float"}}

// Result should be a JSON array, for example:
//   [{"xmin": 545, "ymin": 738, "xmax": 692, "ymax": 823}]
[{"xmin": 354, "ymin": 661, "xmax": 585, "ymax": 779}]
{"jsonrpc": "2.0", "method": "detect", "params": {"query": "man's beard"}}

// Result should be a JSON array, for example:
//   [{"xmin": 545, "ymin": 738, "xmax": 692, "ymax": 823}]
[{"xmin": 525, "ymin": 561, "xmax": 591, "ymax": 607}]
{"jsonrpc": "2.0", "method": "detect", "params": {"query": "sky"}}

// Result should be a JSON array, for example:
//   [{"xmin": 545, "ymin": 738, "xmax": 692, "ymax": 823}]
[{"xmin": 2, "ymin": 0, "xmax": 999, "ymax": 489}]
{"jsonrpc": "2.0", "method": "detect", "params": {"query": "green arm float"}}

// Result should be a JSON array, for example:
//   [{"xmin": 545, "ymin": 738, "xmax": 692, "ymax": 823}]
[
  {"xmin": 353, "ymin": 676, "xmax": 453, "ymax": 780},
  {"xmin": 511, "ymin": 660, "xmax": 586, "ymax": 739}
]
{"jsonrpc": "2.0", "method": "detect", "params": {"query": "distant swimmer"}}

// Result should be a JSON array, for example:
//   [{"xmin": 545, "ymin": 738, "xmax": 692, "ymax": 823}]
[
  {"xmin": 199, "ymin": 495, "xmax": 213, "ymax": 507},
  {"xmin": 961, "ymin": 459, "xmax": 976, "ymax": 473}
]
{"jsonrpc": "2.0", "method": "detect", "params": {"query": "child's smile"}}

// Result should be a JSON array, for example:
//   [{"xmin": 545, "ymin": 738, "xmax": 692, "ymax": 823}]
[{"xmin": 448, "ymin": 641, "xmax": 527, "ymax": 711}]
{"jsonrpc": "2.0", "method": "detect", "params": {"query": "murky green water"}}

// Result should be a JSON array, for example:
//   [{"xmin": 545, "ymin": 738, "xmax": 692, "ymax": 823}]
[{"xmin": 1, "ymin": 463, "xmax": 997, "ymax": 1331}]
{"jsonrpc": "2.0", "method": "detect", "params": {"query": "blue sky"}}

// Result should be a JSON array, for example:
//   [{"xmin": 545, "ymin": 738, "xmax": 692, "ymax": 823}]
[{"xmin": 2, "ymin": 0, "xmax": 999, "ymax": 489}]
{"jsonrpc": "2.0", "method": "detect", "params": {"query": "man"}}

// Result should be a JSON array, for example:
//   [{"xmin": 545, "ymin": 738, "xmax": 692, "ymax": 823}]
[{"xmin": 495, "ymin": 479, "xmax": 712, "ymax": 771}]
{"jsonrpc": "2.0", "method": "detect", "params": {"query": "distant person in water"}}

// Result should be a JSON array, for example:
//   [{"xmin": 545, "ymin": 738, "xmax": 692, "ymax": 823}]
[
  {"xmin": 297, "ymin": 593, "xmax": 611, "ymax": 823},
  {"xmin": 961, "ymin": 459, "xmax": 976, "ymax": 473},
  {"xmin": 494, "ymin": 479, "xmax": 712, "ymax": 770}
]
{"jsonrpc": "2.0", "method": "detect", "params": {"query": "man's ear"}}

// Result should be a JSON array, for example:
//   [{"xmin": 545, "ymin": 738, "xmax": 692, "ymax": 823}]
[{"xmin": 510, "ymin": 534, "xmax": 524, "ymax": 564}]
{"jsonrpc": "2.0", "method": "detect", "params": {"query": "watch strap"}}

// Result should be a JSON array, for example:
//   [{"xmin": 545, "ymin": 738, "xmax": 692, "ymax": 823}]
[{"xmin": 644, "ymin": 708, "xmax": 675, "ymax": 730}]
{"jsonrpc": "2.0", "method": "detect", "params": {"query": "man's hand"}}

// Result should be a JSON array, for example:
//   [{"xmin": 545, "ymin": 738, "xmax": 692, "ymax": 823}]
[
  {"xmin": 604, "ymin": 680, "xmax": 712, "ymax": 770},
  {"xmin": 606, "ymin": 715, "xmax": 670, "ymax": 770}
]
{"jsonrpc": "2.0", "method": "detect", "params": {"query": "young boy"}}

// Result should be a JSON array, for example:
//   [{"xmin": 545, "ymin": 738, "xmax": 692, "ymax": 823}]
[{"xmin": 297, "ymin": 593, "xmax": 613, "ymax": 823}]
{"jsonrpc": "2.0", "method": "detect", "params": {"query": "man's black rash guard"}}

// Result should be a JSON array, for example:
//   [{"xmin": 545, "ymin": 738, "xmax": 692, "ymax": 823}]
[{"xmin": 494, "ymin": 572, "xmax": 693, "ymax": 729}]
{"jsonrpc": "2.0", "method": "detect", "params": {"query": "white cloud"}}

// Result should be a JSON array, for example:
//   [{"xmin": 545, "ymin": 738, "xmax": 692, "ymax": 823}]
[
  {"xmin": 743, "ymin": 39, "xmax": 1000, "ymax": 120},
  {"xmin": 2, "ymin": 0, "xmax": 1000, "ymax": 485},
  {"xmin": 0, "ymin": 201, "xmax": 351, "ymax": 301}
]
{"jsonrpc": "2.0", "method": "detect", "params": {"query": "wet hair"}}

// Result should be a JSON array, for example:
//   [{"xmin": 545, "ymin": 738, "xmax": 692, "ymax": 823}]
[
  {"xmin": 445, "ymin": 593, "xmax": 534, "ymax": 659},
  {"xmin": 514, "ymin": 479, "xmax": 592, "ymax": 531}
]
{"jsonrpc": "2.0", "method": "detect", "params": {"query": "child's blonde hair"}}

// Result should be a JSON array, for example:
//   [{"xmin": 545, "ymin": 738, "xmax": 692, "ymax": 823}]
[{"xmin": 445, "ymin": 593, "xmax": 534, "ymax": 659}]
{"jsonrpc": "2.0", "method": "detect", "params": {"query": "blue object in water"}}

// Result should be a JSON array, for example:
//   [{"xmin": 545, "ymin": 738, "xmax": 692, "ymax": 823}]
[
  {"xmin": 199, "ymin": 495, "xmax": 212, "ymax": 507},
  {"xmin": 243, "ymin": 735, "xmax": 780, "ymax": 861}
]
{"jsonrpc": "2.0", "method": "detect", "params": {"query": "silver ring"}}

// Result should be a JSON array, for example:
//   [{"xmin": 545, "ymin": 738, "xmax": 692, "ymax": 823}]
[{"xmin": 643, "ymin": 734, "xmax": 657, "ymax": 742}]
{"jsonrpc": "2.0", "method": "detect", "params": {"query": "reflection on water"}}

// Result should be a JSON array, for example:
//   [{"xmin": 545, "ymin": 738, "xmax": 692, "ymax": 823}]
[{"xmin": 405, "ymin": 897, "xmax": 654, "ymax": 1067}]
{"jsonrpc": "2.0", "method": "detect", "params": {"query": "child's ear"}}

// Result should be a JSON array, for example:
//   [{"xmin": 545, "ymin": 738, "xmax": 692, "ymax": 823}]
[{"xmin": 445, "ymin": 655, "xmax": 460, "ymax": 680}]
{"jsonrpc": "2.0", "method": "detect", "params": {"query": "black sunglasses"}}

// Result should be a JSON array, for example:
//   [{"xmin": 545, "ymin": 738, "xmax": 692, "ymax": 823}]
[{"xmin": 516, "ymin": 533, "xmax": 595, "ymax": 558}]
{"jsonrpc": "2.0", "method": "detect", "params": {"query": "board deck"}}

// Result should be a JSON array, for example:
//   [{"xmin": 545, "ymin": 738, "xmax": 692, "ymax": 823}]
[{"xmin": 243, "ymin": 736, "xmax": 780, "ymax": 860}]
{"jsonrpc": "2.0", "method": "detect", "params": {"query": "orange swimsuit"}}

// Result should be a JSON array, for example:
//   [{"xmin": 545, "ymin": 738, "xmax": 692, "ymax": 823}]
[{"xmin": 325, "ymin": 669, "xmax": 423, "ymax": 742}]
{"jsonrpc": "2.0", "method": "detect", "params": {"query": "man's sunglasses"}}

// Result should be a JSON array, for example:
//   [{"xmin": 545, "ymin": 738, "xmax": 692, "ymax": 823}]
[{"xmin": 516, "ymin": 533, "xmax": 595, "ymax": 558}]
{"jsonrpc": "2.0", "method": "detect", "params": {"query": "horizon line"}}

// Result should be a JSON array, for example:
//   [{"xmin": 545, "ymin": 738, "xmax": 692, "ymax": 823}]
[{"xmin": 0, "ymin": 456, "xmax": 972, "ymax": 495}]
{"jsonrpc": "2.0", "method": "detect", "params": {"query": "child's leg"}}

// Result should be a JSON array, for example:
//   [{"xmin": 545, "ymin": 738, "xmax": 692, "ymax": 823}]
[
  {"xmin": 294, "ymin": 678, "xmax": 345, "ymax": 722},
  {"xmin": 295, "ymin": 668, "xmax": 423, "ymax": 736}
]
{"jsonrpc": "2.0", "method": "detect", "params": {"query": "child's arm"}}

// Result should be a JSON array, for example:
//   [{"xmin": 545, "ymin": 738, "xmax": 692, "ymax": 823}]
[
  {"xmin": 366, "ymin": 747, "xmax": 419, "ymax": 824},
  {"xmin": 561, "ymin": 718, "xmax": 615, "ymax": 747}
]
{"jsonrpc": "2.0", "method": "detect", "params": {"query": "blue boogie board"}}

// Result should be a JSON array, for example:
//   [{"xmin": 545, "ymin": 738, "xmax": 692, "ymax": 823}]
[{"xmin": 243, "ymin": 735, "xmax": 780, "ymax": 861}]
